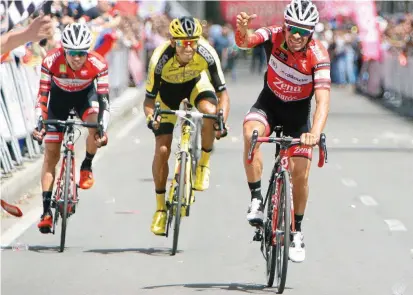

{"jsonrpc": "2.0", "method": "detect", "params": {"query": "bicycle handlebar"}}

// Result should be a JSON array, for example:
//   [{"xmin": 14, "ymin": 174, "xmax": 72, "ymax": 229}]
[
  {"xmin": 247, "ymin": 130, "xmax": 328, "ymax": 168},
  {"xmin": 43, "ymin": 119, "xmax": 100, "ymax": 129},
  {"xmin": 152, "ymin": 101, "xmax": 225, "ymax": 133}
]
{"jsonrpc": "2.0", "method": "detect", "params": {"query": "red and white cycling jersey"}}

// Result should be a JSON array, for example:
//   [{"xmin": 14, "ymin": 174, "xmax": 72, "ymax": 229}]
[
  {"xmin": 236, "ymin": 26, "xmax": 331, "ymax": 102},
  {"xmin": 39, "ymin": 47, "xmax": 109, "ymax": 94}
]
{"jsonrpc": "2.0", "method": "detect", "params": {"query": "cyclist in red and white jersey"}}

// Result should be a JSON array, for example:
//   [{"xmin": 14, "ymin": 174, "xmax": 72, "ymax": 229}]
[
  {"xmin": 236, "ymin": 0, "xmax": 331, "ymax": 263},
  {"xmin": 32, "ymin": 23, "xmax": 110, "ymax": 234}
]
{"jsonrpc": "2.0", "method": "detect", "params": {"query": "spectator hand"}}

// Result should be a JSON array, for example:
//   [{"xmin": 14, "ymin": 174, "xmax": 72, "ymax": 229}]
[{"xmin": 26, "ymin": 14, "xmax": 54, "ymax": 42}]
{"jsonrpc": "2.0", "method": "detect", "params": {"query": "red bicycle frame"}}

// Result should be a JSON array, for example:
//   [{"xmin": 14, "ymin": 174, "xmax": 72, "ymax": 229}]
[
  {"xmin": 54, "ymin": 143, "xmax": 77, "ymax": 214},
  {"xmin": 250, "ymin": 134, "xmax": 327, "ymax": 246}
]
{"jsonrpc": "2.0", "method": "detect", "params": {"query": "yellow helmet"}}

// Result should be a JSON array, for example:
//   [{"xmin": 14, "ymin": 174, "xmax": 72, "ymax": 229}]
[{"xmin": 169, "ymin": 16, "xmax": 202, "ymax": 39}]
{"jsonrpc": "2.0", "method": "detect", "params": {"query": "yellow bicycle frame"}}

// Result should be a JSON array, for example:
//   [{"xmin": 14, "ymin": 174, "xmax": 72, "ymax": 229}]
[{"xmin": 168, "ymin": 124, "xmax": 195, "ymax": 217}]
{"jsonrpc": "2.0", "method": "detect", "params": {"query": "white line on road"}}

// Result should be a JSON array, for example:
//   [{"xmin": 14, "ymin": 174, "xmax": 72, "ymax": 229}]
[
  {"xmin": 116, "ymin": 112, "xmax": 144, "ymax": 139},
  {"xmin": 384, "ymin": 219, "xmax": 407, "ymax": 231},
  {"xmin": 1, "ymin": 207, "xmax": 42, "ymax": 247},
  {"xmin": 359, "ymin": 195, "xmax": 378, "ymax": 206},
  {"xmin": 341, "ymin": 178, "xmax": 357, "ymax": 187},
  {"xmin": 1, "ymin": 143, "xmax": 107, "ymax": 248}
]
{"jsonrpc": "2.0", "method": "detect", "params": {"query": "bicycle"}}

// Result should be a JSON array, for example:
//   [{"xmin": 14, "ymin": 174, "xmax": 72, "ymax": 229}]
[
  {"xmin": 37, "ymin": 109, "xmax": 101, "ymax": 252},
  {"xmin": 247, "ymin": 126, "xmax": 328, "ymax": 293},
  {"xmin": 152, "ymin": 100, "xmax": 225, "ymax": 255}
]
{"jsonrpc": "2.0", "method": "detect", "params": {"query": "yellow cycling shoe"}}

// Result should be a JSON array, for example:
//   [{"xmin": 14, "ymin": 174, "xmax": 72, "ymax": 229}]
[
  {"xmin": 193, "ymin": 165, "xmax": 210, "ymax": 191},
  {"xmin": 151, "ymin": 210, "xmax": 167, "ymax": 235}
]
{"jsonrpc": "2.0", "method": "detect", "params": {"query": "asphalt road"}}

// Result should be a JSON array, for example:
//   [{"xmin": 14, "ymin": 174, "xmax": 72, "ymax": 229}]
[{"xmin": 1, "ymin": 68, "xmax": 413, "ymax": 295}]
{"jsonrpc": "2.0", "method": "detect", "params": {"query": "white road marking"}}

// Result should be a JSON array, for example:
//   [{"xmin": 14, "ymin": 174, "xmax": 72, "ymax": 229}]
[
  {"xmin": 384, "ymin": 219, "xmax": 407, "ymax": 232},
  {"xmin": 116, "ymin": 112, "xmax": 144, "ymax": 139},
  {"xmin": 351, "ymin": 137, "xmax": 359, "ymax": 144},
  {"xmin": 1, "ymin": 207, "xmax": 42, "ymax": 247},
  {"xmin": 360, "ymin": 195, "xmax": 378, "ymax": 206},
  {"xmin": 1, "ymin": 113, "xmax": 138, "ymax": 247},
  {"xmin": 350, "ymin": 205, "xmax": 356, "ymax": 208},
  {"xmin": 341, "ymin": 178, "xmax": 357, "ymax": 187},
  {"xmin": 133, "ymin": 138, "xmax": 141, "ymax": 144}
]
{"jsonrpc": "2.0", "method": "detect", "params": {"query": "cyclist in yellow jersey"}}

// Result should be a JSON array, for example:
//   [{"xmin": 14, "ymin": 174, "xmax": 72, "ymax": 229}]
[{"xmin": 144, "ymin": 16, "xmax": 230, "ymax": 235}]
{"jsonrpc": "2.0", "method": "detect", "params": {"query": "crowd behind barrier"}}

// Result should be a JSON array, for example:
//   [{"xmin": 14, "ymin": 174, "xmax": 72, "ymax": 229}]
[
  {"xmin": 0, "ymin": 41, "xmax": 134, "ymax": 180},
  {"xmin": 0, "ymin": 0, "xmax": 146, "ymax": 180},
  {"xmin": 355, "ymin": 12, "xmax": 413, "ymax": 117},
  {"xmin": 356, "ymin": 51, "xmax": 413, "ymax": 117}
]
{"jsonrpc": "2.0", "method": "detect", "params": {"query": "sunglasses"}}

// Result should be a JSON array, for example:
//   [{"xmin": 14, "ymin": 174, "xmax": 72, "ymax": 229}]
[
  {"xmin": 66, "ymin": 50, "xmax": 88, "ymax": 57},
  {"xmin": 286, "ymin": 24, "xmax": 313, "ymax": 37},
  {"xmin": 175, "ymin": 39, "xmax": 198, "ymax": 48}
]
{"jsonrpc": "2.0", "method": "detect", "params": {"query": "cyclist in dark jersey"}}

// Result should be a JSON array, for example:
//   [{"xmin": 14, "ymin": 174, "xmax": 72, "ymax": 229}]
[
  {"xmin": 235, "ymin": 0, "xmax": 331, "ymax": 263},
  {"xmin": 32, "ymin": 23, "xmax": 110, "ymax": 234}
]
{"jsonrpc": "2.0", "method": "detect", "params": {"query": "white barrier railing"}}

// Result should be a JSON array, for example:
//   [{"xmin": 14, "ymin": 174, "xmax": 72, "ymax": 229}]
[
  {"xmin": 0, "ymin": 43, "xmax": 131, "ymax": 179},
  {"xmin": 357, "ymin": 51, "xmax": 413, "ymax": 115}
]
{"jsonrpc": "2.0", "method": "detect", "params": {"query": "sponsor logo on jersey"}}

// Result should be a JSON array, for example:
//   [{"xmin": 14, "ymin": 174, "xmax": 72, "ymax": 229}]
[
  {"xmin": 155, "ymin": 54, "xmax": 169, "ymax": 74},
  {"xmin": 273, "ymin": 77, "xmax": 302, "ymax": 94},
  {"xmin": 268, "ymin": 55, "xmax": 312, "ymax": 85},
  {"xmin": 309, "ymin": 43, "xmax": 325, "ymax": 61},
  {"xmin": 59, "ymin": 64, "xmax": 66, "ymax": 73},
  {"xmin": 198, "ymin": 45, "xmax": 215, "ymax": 66},
  {"xmin": 44, "ymin": 51, "xmax": 61, "ymax": 68},
  {"xmin": 81, "ymin": 70, "xmax": 88, "ymax": 76},
  {"xmin": 89, "ymin": 56, "xmax": 106, "ymax": 71},
  {"xmin": 274, "ymin": 48, "xmax": 288, "ymax": 61}
]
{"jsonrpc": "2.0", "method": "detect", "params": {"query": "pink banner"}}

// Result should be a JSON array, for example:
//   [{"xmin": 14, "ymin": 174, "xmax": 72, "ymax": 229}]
[{"xmin": 220, "ymin": 0, "xmax": 381, "ymax": 61}]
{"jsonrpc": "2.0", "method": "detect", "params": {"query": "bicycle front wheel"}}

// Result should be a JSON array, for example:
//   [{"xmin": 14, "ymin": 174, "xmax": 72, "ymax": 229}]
[
  {"xmin": 275, "ymin": 170, "xmax": 292, "ymax": 293},
  {"xmin": 60, "ymin": 151, "xmax": 72, "ymax": 253},
  {"xmin": 172, "ymin": 151, "xmax": 187, "ymax": 255},
  {"xmin": 265, "ymin": 180, "xmax": 277, "ymax": 287}
]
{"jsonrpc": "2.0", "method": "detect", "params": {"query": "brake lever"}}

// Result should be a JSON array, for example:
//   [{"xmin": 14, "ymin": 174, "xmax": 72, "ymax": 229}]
[
  {"xmin": 149, "ymin": 102, "xmax": 161, "ymax": 130},
  {"xmin": 247, "ymin": 130, "xmax": 258, "ymax": 161},
  {"xmin": 35, "ymin": 116, "xmax": 44, "ymax": 145},
  {"xmin": 320, "ymin": 133, "xmax": 328, "ymax": 163}
]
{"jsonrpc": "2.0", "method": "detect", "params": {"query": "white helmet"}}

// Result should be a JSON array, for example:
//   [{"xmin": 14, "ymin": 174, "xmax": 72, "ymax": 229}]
[
  {"xmin": 284, "ymin": 0, "xmax": 319, "ymax": 27},
  {"xmin": 61, "ymin": 23, "xmax": 93, "ymax": 50}
]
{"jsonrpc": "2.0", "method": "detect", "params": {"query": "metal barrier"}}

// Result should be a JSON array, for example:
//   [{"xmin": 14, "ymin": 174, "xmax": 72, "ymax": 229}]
[
  {"xmin": 0, "ymin": 43, "xmax": 132, "ymax": 179},
  {"xmin": 356, "ymin": 51, "xmax": 413, "ymax": 117}
]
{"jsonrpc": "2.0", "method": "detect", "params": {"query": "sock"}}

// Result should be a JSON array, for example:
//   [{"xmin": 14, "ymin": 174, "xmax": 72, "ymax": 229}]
[
  {"xmin": 294, "ymin": 214, "xmax": 304, "ymax": 232},
  {"xmin": 199, "ymin": 148, "xmax": 212, "ymax": 167},
  {"xmin": 155, "ymin": 189, "xmax": 166, "ymax": 211},
  {"xmin": 42, "ymin": 191, "xmax": 52, "ymax": 215},
  {"xmin": 248, "ymin": 181, "xmax": 262, "ymax": 201},
  {"xmin": 81, "ymin": 152, "xmax": 95, "ymax": 171}
]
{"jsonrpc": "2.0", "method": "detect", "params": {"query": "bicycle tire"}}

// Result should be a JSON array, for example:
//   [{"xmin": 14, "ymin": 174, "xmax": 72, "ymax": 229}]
[
  {"xmin": 275, "ymin": 170, "xmax": 291, "ymax": 294},
  {"xmin": 265, "ymin": 180, "xmax": 277, "ymax": 287},
  {"xmin": 59, "ymin": 151, "xmax": 72, "ymax": 253},
  {"xmin": 172, "ymin": 151, "xmax": 187, "ymax": 255}
]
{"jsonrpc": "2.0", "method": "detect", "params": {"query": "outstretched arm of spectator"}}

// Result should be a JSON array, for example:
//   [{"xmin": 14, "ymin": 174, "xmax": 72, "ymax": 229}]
[{"xmin": 1, "ymin": 14, "xmax": 53, "ymax": 53}]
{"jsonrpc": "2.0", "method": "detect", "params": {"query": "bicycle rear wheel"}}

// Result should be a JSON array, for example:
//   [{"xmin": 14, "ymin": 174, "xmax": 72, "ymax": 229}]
[
  {"xmin": 275, "ymin": 170, "xmax": 291, "ymax": 293},
  {"xmin": 172, "ymin": 151, "xmax": 187, "ymax": 255},
  {"xmin": 59, "ymin": 151, "xmax": 72, "ymax": 253}
]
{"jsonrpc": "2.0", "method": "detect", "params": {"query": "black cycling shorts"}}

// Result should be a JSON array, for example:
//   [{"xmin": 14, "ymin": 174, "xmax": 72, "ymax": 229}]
[
  {"xmin": 244, "ymin": 86, "xmax": 311, "ymax": 138},
  {"xmin": 44, "ymin": 82, "xmax": 99, "ymax": 143}
]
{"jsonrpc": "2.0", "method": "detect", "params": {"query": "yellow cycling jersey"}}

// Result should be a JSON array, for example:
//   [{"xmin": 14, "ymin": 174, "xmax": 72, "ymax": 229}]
[{"xmin": 145, "ymin": 37, "xmax": 226, "ymax": 99}]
